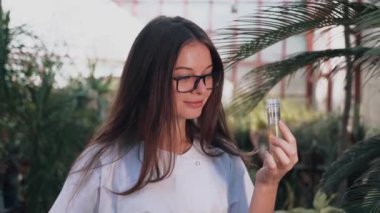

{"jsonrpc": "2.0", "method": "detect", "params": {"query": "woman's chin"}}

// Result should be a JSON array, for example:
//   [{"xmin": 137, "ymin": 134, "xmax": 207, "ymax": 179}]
[{"xmin": 178, "ymin": 110, "xmax": 202, "ymax": 120}]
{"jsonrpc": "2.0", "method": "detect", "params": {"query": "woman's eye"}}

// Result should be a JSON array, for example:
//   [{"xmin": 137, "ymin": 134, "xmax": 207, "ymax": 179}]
[{"xmin": 177, "ymin": 76, "xmax": 192, "ymax": 80}]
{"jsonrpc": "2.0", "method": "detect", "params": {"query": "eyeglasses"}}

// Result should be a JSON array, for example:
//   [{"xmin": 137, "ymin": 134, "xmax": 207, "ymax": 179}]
[{"xmin": 172, "ymin": 72, "xmax": 221, "ymax": 93}]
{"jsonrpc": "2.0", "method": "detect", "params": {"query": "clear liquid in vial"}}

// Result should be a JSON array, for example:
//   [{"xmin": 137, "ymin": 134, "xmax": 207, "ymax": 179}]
[{"xmin": 266, "ymin": 99, "xmax": 281, "ymax": 152}]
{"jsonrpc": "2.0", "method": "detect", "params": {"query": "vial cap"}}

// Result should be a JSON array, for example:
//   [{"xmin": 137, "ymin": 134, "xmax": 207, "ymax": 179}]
[{"xmin": 266, "ymin": 99, "xmax": 280, "ymax": 108}]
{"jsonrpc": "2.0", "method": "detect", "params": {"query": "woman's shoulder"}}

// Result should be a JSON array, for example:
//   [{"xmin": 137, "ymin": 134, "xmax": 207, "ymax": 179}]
[
  {"xmin": 72, "ymin": 142, "xmax": 140, "ymax": 172},
  {"xmin": 217, "ymin": 150, "xmax": 248, "ymax": 176},
  {"xmin": 200, "ymin": 143, "xmax": 253, "ymax": 190},
  {"xmin": 70, "ymin": 143, "xmax": 104, "ymax": 172},
  {"xmin": 193, "ymin": 141, "xmax": 248, "ymax": 176}
]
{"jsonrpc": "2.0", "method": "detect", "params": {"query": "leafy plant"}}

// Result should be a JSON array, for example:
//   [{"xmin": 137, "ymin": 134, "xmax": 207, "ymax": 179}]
[
  {"xmin": 0, "ymin": 7, "xmax": 109, "ymax": 212},
  {"xmin": 275, "ymin": 191, "xmax": 343, "ymax": 213},
  {"xmin": 216, "ymin": 0, "xmax": 380, "ymax": 210},
  {"xmin": 227, "ymin": 99, "xmax": 322, "ymax": 151},
  {"xmin": 320, "ymin": 135, "xmax": 380, "ymax": 212},
  {"xmin": 216, "ymin": 0, "xmax": 380, "ymax": 113}
]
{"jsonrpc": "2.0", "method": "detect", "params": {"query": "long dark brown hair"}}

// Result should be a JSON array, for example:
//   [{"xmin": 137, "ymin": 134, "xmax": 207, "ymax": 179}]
[{"xmin": 72, "ymin": 16, "xmax": 249, "ymax": 196}]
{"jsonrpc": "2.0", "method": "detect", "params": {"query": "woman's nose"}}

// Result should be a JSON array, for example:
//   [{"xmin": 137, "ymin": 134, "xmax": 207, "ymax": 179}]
[{"xmin": 193, "ymin": 78, "xmax": 207, "ymax": 94}]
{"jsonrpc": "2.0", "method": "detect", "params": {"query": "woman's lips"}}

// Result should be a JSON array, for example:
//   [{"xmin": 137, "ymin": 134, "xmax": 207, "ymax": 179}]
[{"xmin": 184, "ymin": 100, "xmax": 203, "ymax": 108}]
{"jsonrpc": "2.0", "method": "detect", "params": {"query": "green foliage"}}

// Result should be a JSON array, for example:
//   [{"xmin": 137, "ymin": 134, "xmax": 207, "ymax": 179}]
[
  {"xmin": 278, "ymin": 115, "xmax": 343, "ymax": 209},
  {"xmin": 293, "ymin": 114, "xmax": 341, "ymax": 165},
  {"xmin": 320, "ymin": 136, "xmax": 380, "ymax": 192},
  {"xmin": 227, "ymin": 48, "xmax": 380, "ymax": 114},
  {"xmin": 0, "ymin": 9, "xmax": 109, "ymax": 212},
  {"xmin": 275, "ymin": 191, "xmax": 343, "ymax": 213},
  {"xmin": 342, "ymin": 159, "xmax": 380, "ymax": 212},
  {"xmin": 217, "ymin": 0, "xmax": 380, "ymax": 66},
  {"xmin": 226, "ymin": 99, "xmax": 322, "ymax": 151},
  {"xmin": 216, "ymin": 0, "xmax": 380, "ymax": 113},
  {"xmin": 228, "ymin": 100, "xmax": 346, "ymax": 210},
  {"xmin": 227, "ymin": 99, "xmax": 331, "ymax": 209},
  {"xmin": 217, "ymin": 0, "xmax": 380, "ymax": 211},
  {"xmin": 320, "ymin": 135, "xmax": 380, "ymax": 212}
]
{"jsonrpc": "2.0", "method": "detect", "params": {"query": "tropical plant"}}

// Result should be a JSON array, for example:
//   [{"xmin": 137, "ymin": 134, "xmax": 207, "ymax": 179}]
[
  {"xmin": 319, "ymin": 135, "xmax": 380, "ymax": 212},
  {"xmin": 0, "ymin": 7, "xmax": 109, "ymax": 212},
  {"xmin": 215, "ymin": 0, "xmax": 380, "ymax": 211},
  {"xmin": 226, "ymin": 99, "xmax": 322, "ymax": 151},
  {"xmin": 216, "ymin": 0, "xmax": 380, "ymax": 139},
  {"xmin": 283, "ymin": 114, "xmax": 342, "ymax": 209},
  {"xmin": 275, "ymin": 190, "xmax": 343, "ymax": 213}
]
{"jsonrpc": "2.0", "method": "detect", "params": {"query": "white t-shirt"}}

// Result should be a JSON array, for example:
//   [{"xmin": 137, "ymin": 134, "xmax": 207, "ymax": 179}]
[{"xmin": 49, "ymin": 142, "xmax": 254, "ymax": 213}]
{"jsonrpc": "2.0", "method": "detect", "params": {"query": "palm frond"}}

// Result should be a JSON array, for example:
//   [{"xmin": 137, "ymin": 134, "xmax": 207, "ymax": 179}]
[
  {"xmin": 319, "ymin": 135, "xmax": 380, "ymax": 194},
  {"xmin": 341, "ymin": 158, "xmax": 380, "ymax": 212},
  {"xmin": 215, "ymin": 0, "xmax": 378, "ymax": 67},
  {"xmin": 355, "ymin": 6, "xmax": 380, "ymax": 29},
  {"xmin": 361, "ymin": 31, "xmax": 380, "ymax": 49},
  {"xmin": 355, "ymin": 51, "xmax": 380, "ymax": 84},
  {"xmin": 230, "ymin": 48, "xmax": 380, "ymax": 113},
  {"xmin": 369, "ymin": 0, "xmax": 380, "ymax": 4},
  {"xmin": 354, "ymin": 7, "xmax": 380, "ymax": 50}
]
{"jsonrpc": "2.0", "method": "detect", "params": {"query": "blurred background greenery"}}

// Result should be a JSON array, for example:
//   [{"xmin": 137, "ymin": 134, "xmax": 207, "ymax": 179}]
[
  {"xmin": 1, "ymin": 0, "xmax": 380, "ymax": 213},
  {"xmin": 0, "ymin": 8, "xmax": 115, "ymax": 212},
  {"xmin": 220, "ymin": 1, "xmax": 380, "ymax": 212}
]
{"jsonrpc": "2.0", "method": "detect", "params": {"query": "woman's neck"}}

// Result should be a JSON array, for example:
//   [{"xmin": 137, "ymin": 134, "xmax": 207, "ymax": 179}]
[{"xmin": 160, "ymin": 118, "xmax": 191, "ymax": 154}]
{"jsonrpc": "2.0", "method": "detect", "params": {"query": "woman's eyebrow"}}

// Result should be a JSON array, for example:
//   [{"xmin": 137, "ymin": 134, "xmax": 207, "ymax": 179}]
[{"xmin": 174, "ymin": 64, "xmax": 213, "ymax": 71}]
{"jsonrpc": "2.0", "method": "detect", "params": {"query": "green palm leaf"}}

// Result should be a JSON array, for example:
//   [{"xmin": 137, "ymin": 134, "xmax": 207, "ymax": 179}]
[
  {"xmin": 355, "ymin": 7, "xmax": 380, "ymax": 29},
  {"xmin": 230, "ymin": 48, "xmax": 380, "ymax": 113},
  {"xmin": 354, "ymin": 10, "xmax": 380, "ymax": 55},
  {"xmin": 319, "ymin": 135, "xmax": 380, "ymax": 193},
  {"xmin": 215, "ymin": 0, "xmax": 378, "ymax": 67},
  {"xmin": 370, "ymin": 0, "xmax": 380, "ymax": 5},
  {"xmin": 341, "ymin": 158, "xmax": 380, "ymax": 212}
]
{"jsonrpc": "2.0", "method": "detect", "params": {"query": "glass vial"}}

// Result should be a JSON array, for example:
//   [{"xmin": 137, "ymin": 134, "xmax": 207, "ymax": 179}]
[{"xmin": 266, "ymin": 99, "xmax": 281, "ymax": 138}]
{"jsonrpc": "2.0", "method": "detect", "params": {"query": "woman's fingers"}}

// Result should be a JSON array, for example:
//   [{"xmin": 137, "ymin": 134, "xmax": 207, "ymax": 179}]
[
  {"xmin": 270, "ymin": 135, "xmax": 291, "ymax": 155},
  {"xmin": 278, "ymin": 120, "xmax": 297, "ymax": 146},
  {"xmin": 271, "ymin": 146, "xmax": 290, "ymax": 166},
  {"xmin": 270, "ymin": 135, "xmax": 298, "ymax": 163},
  {"xmin": 269, "ymin": 121, "xmax": 299, "ymax": 170},
  {"xmin": 258, "ymin": 121, "xmax": 299, "ymax": 185},
  {"xmin": 264, "ymin": 151, "xmax": 277, "ymax": 170}
]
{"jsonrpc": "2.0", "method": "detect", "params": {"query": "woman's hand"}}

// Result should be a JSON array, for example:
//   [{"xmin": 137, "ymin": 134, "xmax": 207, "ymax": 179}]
[
  {"xmin": 256, "ymin": 120, "xmax": 298, "ymax": 186},
  {"xmin": 249, "ymin": 120, "xmax": 298, "ymax": 213}
]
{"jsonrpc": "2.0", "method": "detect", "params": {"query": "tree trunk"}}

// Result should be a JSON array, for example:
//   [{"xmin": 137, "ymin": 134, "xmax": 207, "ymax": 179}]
[
  {"xmin": 339, "ymin": 0, "xmax": 353, "ymax": 158},
  {"xmin": 336, "ymin": 0, "xmax": 355, "ymax": 205},
  {"xmin": 352, "ymin": 1, "xmax": 363, "ymax": 143}
]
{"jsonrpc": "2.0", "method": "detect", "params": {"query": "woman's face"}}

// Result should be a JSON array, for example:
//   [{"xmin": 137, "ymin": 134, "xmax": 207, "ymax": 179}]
[{"xmin": 172, "ymin": 41, "xmax": 213, "ymax": 121}]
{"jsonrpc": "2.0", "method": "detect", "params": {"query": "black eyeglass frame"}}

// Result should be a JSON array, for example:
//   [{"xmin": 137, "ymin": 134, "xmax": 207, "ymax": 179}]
[{"xmin": 172, "ymin": 71, "xmax": 222, "ymax": 93}]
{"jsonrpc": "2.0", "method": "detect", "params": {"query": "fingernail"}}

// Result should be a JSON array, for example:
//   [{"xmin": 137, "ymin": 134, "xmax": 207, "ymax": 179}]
[{"xmin": 269, "ymin": 135, "xmax": 277, "ymax": 144}]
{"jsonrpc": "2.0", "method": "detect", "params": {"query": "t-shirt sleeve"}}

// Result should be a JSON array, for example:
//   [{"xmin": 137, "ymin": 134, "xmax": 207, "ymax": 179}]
[
  {"xmin": 49, "ymin": 145, "xmax": 101, "ymax": 213},
  {"xmin": 228, "ymin": 156, "xmax": 254, "ymax": 213}
]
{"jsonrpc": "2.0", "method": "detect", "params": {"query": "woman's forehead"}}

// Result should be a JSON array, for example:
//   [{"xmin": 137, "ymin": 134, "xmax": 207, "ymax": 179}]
[{"xmin": 174, "ymin": 41, "xmax": 212, "ymax": 72}]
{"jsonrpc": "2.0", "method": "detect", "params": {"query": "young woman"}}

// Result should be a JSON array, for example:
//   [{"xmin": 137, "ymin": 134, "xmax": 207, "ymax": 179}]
[{"xmin": 50, "ymin": 16, "xmax": 298, "ymax": 213}]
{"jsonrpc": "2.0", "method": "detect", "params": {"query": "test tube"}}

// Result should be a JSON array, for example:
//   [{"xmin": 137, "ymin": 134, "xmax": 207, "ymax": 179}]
[{"xmin": 266, "ymin": 99, "xmax": 281, "ymax": 138}]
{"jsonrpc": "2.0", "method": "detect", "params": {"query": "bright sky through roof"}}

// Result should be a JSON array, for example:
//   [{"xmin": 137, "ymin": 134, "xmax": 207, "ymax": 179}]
[{"xmin": 4, "ymin": 0, "xmax": 143, "ymax": 83}]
